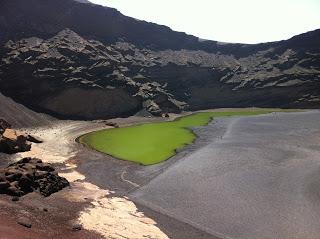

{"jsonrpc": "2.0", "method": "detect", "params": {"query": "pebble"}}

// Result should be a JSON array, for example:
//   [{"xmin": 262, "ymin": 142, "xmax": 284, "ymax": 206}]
[
  {"xmin": 11, "ymin": 196, "xmax": 19, "ymax": 202},
  {"xmin": 72, "ymin": 223, "xmax": 82, "ymax": 231},
  {"xmin": 17, "ymin": 217, "xmax": 32, "ymax": 228}
]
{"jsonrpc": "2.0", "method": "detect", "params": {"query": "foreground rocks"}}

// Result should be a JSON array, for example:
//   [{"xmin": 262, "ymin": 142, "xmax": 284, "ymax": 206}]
[
  {"xmin": 0, "ymin": 157, "xmax": 69, "ymax": 197},
  {"xmin": 0, "ymin": 128, "xmax": 31, "ymax": 154},
  {"xmin": 0, "ymin": 118, "xmax": 43, "ymax": 154}
]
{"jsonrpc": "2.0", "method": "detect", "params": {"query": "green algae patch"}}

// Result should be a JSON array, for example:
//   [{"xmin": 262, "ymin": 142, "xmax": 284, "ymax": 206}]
[{"xmin": 79, "ymin": 110, "xmax": 294, "ymax": 165}]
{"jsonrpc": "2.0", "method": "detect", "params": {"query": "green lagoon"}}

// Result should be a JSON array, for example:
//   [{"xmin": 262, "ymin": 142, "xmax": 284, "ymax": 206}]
[{"xmin": 79, "ymin": 110, "xmax": 294, "ymax": 165}]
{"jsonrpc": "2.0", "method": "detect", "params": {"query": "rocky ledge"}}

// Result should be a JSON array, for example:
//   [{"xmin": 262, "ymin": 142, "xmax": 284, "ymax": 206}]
[{"xmin": 0, "ymin": 157, "xmax": 69, "ymax": 197}]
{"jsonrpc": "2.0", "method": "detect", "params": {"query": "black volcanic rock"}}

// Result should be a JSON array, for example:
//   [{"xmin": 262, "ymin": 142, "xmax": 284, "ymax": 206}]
[
  {"xmin": 0, "ymin": 158, "xmax": 69, "ymax": 197},
  {"xmin": 0, "ymin": 0, "xmax": 319, "ymax": 119},
  {"xmin": 0, "ymin": 29, "xmax": 186, "ymax": 118}
]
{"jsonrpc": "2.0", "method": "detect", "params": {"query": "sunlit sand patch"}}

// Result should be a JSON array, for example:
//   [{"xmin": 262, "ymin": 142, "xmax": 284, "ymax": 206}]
[
  {"xmin": 59, "ymin": 162, "xmax": 169, "ymax": 239},
  {"xmin": 59, "ymin": 163, "xmax": 86, "ymax": 182},
  {"xmin": 11, "ymin": 121, "xmax": 169, "ymax": 239},
  {"xmin": 18, "ymin": 125, "xmax": 75, "ymax": 164},
  {"xmin": 62, "ymin": 179, "xmax": 169, "ymax": 239},
  {"xmin": 18, "ymin": 144, "xmax": 73, "ymax": 164},
  {"xmin": 78, "ymin": 194, "xmax": 169, "ymax": 239}
]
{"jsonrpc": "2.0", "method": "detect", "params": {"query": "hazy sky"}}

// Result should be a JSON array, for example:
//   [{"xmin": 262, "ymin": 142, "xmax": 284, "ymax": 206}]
[{"xmin": 88, "ymin": 0, "xmax": 320, "ymax": 44}]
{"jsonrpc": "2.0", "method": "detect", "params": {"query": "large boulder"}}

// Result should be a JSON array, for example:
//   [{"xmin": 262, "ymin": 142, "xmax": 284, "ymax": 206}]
[
  {"xmin": 0, "ymin": 158, "xmax": 69, "ymax": 197},
  {"xmin": 0, "ymin": 129, "xmax": 31, "ymax": 154}
]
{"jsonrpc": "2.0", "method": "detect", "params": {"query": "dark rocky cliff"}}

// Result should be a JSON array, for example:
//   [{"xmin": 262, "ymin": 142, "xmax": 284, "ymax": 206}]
[{"xmin": 0, "ymin": 0, "xmax": 319, "ymax": 119}]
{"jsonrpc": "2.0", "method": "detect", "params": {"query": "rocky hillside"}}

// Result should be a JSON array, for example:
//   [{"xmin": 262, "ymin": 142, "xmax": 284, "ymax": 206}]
[
  {"xmin": 0, "ymin": 93, "xmax": 54, "ymax": 128},
  {"xmin": 0, "ymin": 0, "xmax": 319, "ymax": 119}
]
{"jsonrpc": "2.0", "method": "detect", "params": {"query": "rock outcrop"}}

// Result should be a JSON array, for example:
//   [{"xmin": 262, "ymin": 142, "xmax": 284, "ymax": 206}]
[
  {"xmin": 0, "ymin": 157, "xmax": 69, "ymax": 197},
  {"xmin": 0, "ymin": 118, "xmax": 43, "ymax": 154},
  {"xmin": 0, "ymin": 128, "xmax": 31, "ymax": 154},
  {"xmin": 0, "ymin": 0, "xmax": 319, "ymax": 119}
]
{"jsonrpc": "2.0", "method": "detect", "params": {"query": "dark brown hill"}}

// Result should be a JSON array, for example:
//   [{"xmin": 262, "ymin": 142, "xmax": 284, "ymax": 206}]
[{"xmin": 0, "ymin": 0, "xmax": 319, "ymax": 119}]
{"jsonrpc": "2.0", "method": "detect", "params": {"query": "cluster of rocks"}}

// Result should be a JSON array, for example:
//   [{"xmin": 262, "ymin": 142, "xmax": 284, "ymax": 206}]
[
  {"xmin": 0, "ymin": 118, "xmax": 42, "ymax": 154},
  {"xmin": 0, "ymin": 128, "xmax": 31, "ymax": 154},
  {"xmin": 0, "ymin": 157, "xmax": 69, "ymax": 197}
]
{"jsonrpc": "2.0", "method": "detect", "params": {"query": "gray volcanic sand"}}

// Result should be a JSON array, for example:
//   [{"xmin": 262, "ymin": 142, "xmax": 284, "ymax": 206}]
[{"xmin": 131, "ymin": 111, "xmax": 320, "ymax": 239}]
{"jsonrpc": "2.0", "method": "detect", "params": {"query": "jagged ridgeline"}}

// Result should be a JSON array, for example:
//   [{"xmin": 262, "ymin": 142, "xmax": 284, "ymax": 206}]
[{"xmin": 0, "ymin": 0, "xmax": 319, "ymax": 119}]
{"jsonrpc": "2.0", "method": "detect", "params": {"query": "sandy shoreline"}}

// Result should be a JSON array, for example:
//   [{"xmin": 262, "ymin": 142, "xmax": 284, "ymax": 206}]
[
  {"xmin": 1, "ymin": 113, "xmax": 219, "ymax": 239},
  {"xmin": 1, "ymin": 109, "xmax": 317, "ymax": 239},
  {"xmin": 18, "ymin": 116, "xmax": 173, "ymax": 239}
]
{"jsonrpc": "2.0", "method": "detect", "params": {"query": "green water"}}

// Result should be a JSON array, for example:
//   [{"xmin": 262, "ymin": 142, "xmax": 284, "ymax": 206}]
[{"xmin": 79, "ymin": 110, "xmax": 294, "ymax": 165}]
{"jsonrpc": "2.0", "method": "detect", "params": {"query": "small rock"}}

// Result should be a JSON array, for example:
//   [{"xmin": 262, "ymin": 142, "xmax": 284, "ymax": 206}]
[
  {"xmin": 34, "ymin": 171, "xmax": 48, "ymax": 179},
  {"xmin": 26, "ymin": 134, "xmax": 43, "ymax": 143},
  {"xmin": 0, "ymin": 181, "xmax": 10, "ymax": 190},
  {"xmin": 72, "ymin": 223, "xmax": 82, "ymax": 231},
  {"xmin": 6, "ymin": 172, "xmax": 23, "ymax": 182},
  {"xmin": 6, "ymin": 186, "xmax": 24, "ymax": 196},
  {"xmin": 11, "ymin": 196, "xmax": 19, "ymax": 202},
  {"xmin": 17, "ymin": 217, "xmax": 32, "ymax": 228},
  {"xmin": 19, "ymin": 158, "xmax": 33, "ymax": 164},
  {"xmin": 18, "ymin": 175, "xmax": 34, "ymax": 192},
  {"xmin": 104, "ymin": 121, "xmax": 119, "ymax": 128},
  {"xmin": 29, "ymin": 158, "xmax": 42, "ymax": 164},
  {"xmin": 36, "ymin": 163, "xmax": 55, "ymax": 172}
]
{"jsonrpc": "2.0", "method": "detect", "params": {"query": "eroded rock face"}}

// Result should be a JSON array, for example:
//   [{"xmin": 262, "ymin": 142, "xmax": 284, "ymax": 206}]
[
  {"xmin": 0, "ymin": 0, "xmax": 319, "ymax": 119},
  {"xmin": 0, "ymin": 30, "xmax": 185, "ymax": 119},
  {"xmin": 0, "ymin": 157, "xmax": 69, "ymax": 197}
]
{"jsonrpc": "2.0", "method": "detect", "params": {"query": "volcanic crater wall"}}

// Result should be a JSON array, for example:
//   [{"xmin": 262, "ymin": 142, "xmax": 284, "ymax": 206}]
[{"xmin": 0, "ymin": 0, "xmax": 319, "ymax": 119}]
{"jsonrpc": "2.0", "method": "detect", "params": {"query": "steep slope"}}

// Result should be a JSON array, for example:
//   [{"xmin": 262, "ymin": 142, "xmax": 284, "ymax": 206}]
[
  {"xmin": 0, "ymin": 93, "xmax": 54, "ymax": 128},
  {"xmin": 0, "ymin": 0, "xmax": 319, "ymax": 119}
]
